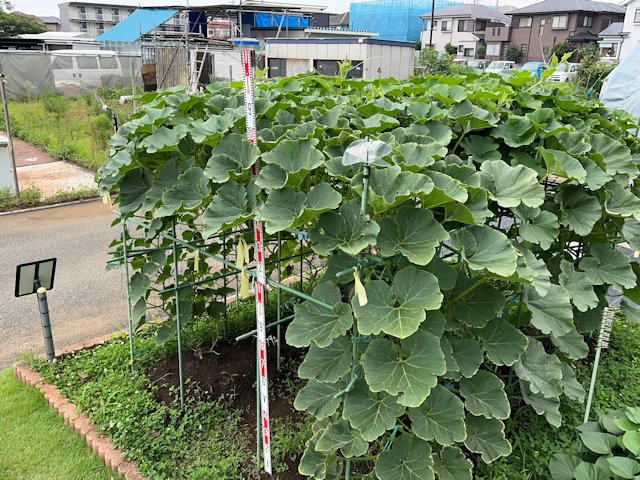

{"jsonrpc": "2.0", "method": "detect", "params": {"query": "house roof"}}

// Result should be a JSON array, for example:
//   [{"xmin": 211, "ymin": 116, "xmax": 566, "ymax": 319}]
[
  {"xmin": 419, "ymin": 5, "xmax": 511, "ymax": 25},
  {"xmin": 599, "ymin": 21, "xmax": 625, "ymax": 35},
  {"xmin": 567, "ymin": 31, "xmax": 600, "ymax": 41},
  {"xmin": 39, "ymin": 16, "xmax": 61, "ymax": 24},
  {"xmin": 94, "ymin": 8, "xmax": 178, "ymax": 42},
  {"xmin": 508, "ymin": 0, "xmax": 625, "ymax": 15},
  {"xmin": 330, "ymin": 12, "xmax": 349, "ymax": 26}
]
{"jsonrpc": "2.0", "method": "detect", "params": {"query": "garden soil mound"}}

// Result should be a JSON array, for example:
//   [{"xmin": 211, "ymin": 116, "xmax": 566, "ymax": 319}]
[{"xmin": 147, "ymin": 338, "xmax": 307, "ymax": 479}]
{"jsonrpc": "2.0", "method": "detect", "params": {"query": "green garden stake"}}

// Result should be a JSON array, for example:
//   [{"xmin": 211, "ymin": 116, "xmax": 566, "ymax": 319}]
[
  {"xmin": 120, "ymin": 217, "xmax": 135, "ymax": 373},
  {"xmin": 277, "ymin": 231, "xmax": 282, "ymax": 372},
  {"xmin": 583, "ymin": 307, "xmax": 615, "ymax": 424},
  {"xmin": 171, "ymin": 219, "xmax": 185, "ymax": 409}
]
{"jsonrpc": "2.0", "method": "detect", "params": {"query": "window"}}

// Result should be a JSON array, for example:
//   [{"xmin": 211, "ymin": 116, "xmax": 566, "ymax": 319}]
[
  {"xmin": 583, "ymin": 16, "xmax": 593, "ymax": 27},
  {"xmin": 431, "ymin": 20, "xmax": 437, "ymax": 29},
  {"xmin": 519, "ymin": 17, "xmax": 532, "ymax": 27},
  {"xmin": 77, "ymin": 56, "xmax": 98, "ymax": 69},
  {"xmin": 97, "ymin": 22, "xmax": 104, "ymax": 34},
  {"xmin": 112, "ymin": 8, "xmax": 119, "ymax": 22},
  {"xmin": 552, "ymin": 15, "xmax": 567, "ymax": 28},
  {"xmin": 539, "ymin": 19, "xmax": 545, "ymax": 37},
  {"xmin": 475, "ymin": 20, "xmax": 486, "ymax": 31},
  {"xmin": 498, "ymin": 27, "xmax": 501, "ymax": 35},
  {"xmin": 486, "ymin": 43, "xmax": 500, "ymax": 56},
  {"xmin": 459, "ymin": 44, "xmax": 464, "ymax": 53},
  {"xmin": 502, "ymin": 43, "xmax": 508, "ymax": 56},
  {"xmin": 52, "ymin": 56, "xmax": 73, "ymax": 70},
  {"xmin": 492, "ymin": 27, "xmax": 496, "ymax": 35},
  {"xmin": 78, "ymin": 5, "xmax": 86, "ymax": 20},
  {"xmin": 464, "ymin": 48, "xmax": 474, "ymax": 56},
  {"xmin": 458, "ymin": 20, "xmax": 471, "ymax": 32},
  {"xmin": 95, "ymin": 7, "xmax": 102, "ymax": 14},
  {"xmin": 543, "ymin": 46, "xmax": 549, "ymax": 54},
  {"xmin": 98, "ymin": 56, "xmax": 118, "ymax": 69},
  {"xmin": 521, "ymin": 44, "xmax": 528, "ymax": 56},
  {"xmin": 79, "ymin": 21, "xmax": 87, "ymax": 32},
  {"xmin": 441, "ymin": 20, "xmax": 450, "ymax": 31},
  {"xmin": 636, "ymin": 9, "xmax": 640, "ymax": 23}
]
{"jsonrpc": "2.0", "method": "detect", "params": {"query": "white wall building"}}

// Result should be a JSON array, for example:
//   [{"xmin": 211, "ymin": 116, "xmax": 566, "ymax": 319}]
[
  {"xmin": 617, "ymin": 0, "xmax": 640, "ymax": 59},
  {"xmin": 264, "ymin": 38, "xmax": 415, "ymax": 80},
  {"xmin": 419, "ymin": 4, "xmax": 511, "ymax": 59},
  {"xmin": 59, "ymin": 2, "xmax": 136, "ymax": 36}
]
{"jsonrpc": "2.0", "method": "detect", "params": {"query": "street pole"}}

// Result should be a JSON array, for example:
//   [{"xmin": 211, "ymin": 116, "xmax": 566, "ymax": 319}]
[
  {"xmin": 0, "ymin": 73, "xmax": 19, "ymax": 200},
  {"xmin": 37, "ymin": 287, "xmax": 56, "ymax": 363},
  {"xmin": 129, "ymin": 57, "xmax": 137, "ymax": 111},
  {"xmin": 429, "ymin": 0, "xmax": 436, "ymax": 48}
]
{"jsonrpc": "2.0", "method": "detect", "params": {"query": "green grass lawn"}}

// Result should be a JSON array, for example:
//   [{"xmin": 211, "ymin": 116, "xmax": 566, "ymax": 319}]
[{"xmin": 0, "ymin": 368, "xmax": 115, "ymax": 480}]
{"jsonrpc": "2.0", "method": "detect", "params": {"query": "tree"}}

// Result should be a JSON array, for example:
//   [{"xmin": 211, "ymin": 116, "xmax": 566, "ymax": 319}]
[
  {"xmin": 416, "ymin": 47, "xmax": 454, "ymax": 76},
  {"xmin": 0, "ymin": 1, "xmax": 47, "ymax": 37},
  {"xmin": 550, "ymin": 41, "xmax": 573, "ymax": 60},
  {"xmin": 579, "ymin": 41, "xmax": 600, "ymax": 60},
  {"xmin": 506, "ymin": 43, "xmax": 522, "ymax": 62},
  {"xmin": 477, "ymin": 44, "xmax": 486, "ymax": 59},
  {"xmin": 444, "ymin": 43, "xmax": 457, "ymax": 55}
]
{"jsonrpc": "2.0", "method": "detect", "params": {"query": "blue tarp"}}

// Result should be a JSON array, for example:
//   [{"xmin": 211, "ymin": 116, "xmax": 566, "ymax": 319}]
[
  {"xmin": 254, "ymin": 13, "xmax": 309, "ymax": 28},
  {"xmin": 94, "ymin": 8, "xmax": 179, "ymax": 42}
]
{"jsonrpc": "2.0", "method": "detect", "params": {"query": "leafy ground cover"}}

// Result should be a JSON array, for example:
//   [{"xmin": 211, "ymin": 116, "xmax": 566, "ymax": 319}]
[
  {"xmin": 0, "ymin": 368, "xmax": 114, "ymax": 480},
  {"xmin": 27, "ymin": 295, "xmax": 312, "ymax": 480},
  {"xmin": 0, "ymin": 185, "xmax": 99, "ymax": 212},
  {"xmin": 0, "ymin": 86, "xmax": 135, "ymax": 171}
]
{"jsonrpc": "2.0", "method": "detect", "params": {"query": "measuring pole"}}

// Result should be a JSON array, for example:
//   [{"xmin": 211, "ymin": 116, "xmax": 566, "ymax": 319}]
[{"xmin": 242, "ymin": 48, "xmax": 272, "ymax": 475}]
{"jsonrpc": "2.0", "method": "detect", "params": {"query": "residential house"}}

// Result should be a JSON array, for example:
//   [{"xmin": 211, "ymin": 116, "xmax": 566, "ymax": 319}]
[
  {"xmin": 330, "ymin": 12, "xmax": 349, "ymax": 29},
  {"xmin": 419, "ymin": 5, "xmax": 512, "ymax": 60},
  {"xmin": 13, "ymin": 12, "xmax": 61, "ymax": 32},
  {"xmin": 58, "ymin": 2, "xmax": 137, "ymax": 36},
  {"xmin": 611, "ymin": 0, "xmax": 640, "ymax": 59},
  {"xmin": 507, "ymin": 0, "xmax": 625, "ymax": 63},
  {"xmin": 598, "ymin": 22, "xmax": 627, "ymax": 59}
]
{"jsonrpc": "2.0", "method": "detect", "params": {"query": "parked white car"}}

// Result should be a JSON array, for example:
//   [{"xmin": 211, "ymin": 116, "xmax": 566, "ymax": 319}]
[
  {"xmin": 548, "ymin": 63, "xmax": 579, "ymax": 82},
  {"xmin": 485, "ymin": 61, "xmax": 515, "ymax": 74}
]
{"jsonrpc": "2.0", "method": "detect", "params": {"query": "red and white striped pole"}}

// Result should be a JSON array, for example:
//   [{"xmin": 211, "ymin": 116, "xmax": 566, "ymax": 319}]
[{"xmin": 242, "ymin": 48, "xmax": 272, "ymax": 475}]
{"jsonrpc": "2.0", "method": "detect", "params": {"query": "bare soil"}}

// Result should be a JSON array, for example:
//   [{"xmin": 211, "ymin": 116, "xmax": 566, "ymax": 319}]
[{"xmin": 147, "ymin": 338, "xmax": 308, "ymax": 479}]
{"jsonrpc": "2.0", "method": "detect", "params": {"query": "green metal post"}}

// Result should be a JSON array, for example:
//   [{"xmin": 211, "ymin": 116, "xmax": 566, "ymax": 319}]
[
  {"xmin": 172, "ymin": 219, "xmax": 185, "ymax": 409},
  {"xmin": 223, "ymin": 229, "xmax": 227, "ymax": 338},
  {"xmin": 583, "ymin": 307, "xmax": 615, "ymax": 424},
  {"xmin": 120, "ymin": 217, "xmax": 135, "ymax": 373},
  {"xmin": 584, "ymin": 348, "xmax": 602, "ymax": 424}
]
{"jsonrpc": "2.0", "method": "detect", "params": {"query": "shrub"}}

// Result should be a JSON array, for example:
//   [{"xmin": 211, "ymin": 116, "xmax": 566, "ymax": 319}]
[
  {"xmin": 574, "ymin": 56, "xmax": 616, "ymax": 98},
  {"xmin": 476, "ymin": 44, "xmax": 486, "ymax": 59},
  {"xmin": 579, "ymin": 41, "xmax": 600, "ymax": 61},
  {"xmin": 551, "ymin": 40, "xmax": 573, "ymax": 60},
  {"xmin": 416, "ymin": 47, "xmax": 455, "ymax": 75},
  {"xmin": 444, "ymin": 42, "xmax": 457, "ymax": 55},
  {"xmin": 40, "ymin": 88, "xmax": 68, "ymax": 115},
  {"xmin": 506, "ymin": 43, "xmax": 522, "ymax": 61},
  {"xmin": 90, "ymin": 113, "xmax": 114, "ymax": 153}
]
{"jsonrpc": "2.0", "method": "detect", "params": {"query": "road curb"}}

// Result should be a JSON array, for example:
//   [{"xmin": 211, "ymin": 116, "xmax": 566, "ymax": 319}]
[
  {"xmin": 13, "ymin": 330, "xmax": 151, "ymax": 480},
  {"xmin": 0, "ymin": 196, "xmax": 102, "ymax": 216}
]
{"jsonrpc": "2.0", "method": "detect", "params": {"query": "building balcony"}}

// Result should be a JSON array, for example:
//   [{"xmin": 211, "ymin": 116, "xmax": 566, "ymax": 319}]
[
  {"xmin": 77, "ymin": 12, "xmax": 87, "ymax": 20},
  {"xmin": 96, "ymin": 14, "xmax": 103, "ymax": 21}
]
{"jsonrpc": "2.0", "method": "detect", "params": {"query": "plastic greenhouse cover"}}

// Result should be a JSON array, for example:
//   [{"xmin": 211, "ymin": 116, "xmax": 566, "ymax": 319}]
[{"xmin": 600, "ymin": 43, "xmax": 640, "ymax": 128}]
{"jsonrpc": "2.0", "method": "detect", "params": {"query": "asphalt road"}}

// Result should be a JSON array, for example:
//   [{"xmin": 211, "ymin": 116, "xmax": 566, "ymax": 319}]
[{"xmin": 0, "ymin": 200, "xmax": 127, "ymax": 369}]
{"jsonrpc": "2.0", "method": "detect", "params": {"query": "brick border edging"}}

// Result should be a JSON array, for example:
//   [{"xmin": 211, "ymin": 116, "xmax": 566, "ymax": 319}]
[{"xmin": 12, "ymin": 331, "xmax": 151, "ymax": 480}]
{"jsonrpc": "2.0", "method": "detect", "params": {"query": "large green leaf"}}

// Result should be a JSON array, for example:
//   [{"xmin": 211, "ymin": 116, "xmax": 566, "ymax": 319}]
[
  {"xmin": 361, "ymin": 329, "xmax": 446, "ymax": 407},
  {"xmin": 549, "ymin": 454, "xmax": 582, "ymax": 480},
  {"xmin": 203, "ymin": 133, "xmax": 259, "ymax": 182},
  {"xmin": 393, "ymin": 142, "xmax": 444, "ymax": 172},
  {"xmin": 261, "ymin": 138, "xmax": 325, "ymax": 185},
  {"xmin": 310, "ymin": 200, "xmax": 380, "ymax": 256},
  {"xmin": 316, "ymin": 419, "xmax": 368, "ymax": 458},
  {"xmin": 255, "ymin": 187, "xmax": 306, "ymax": 234},
  {"xmin": 579, "ymin": 431, "xmax": 619, "ymax": 455},
  {"xmin": 376, "ymin": 209, "xmax": 449, "ymax": 266},
  {"xmin": 287, "ymin": 283, "xmax": 354, "ymax": 348},
  {"xmin": 558, "ymin": 260, "xmax": 599, "ymax": 312},
  {"xmin": 119, "ymin": 169, "xmax": 152, "ymax": 214},
  {"xmin": 590, "ymin": 132, "xmax": 638, "ymax": 177},
  {"xmin": 351, "ymin": 113, "xmax": 400, "ymax": 135},
  {"xmin": 160, "ymin": 167, "xmax": 210, "ymax": 215},
  {"xmin": 552, "ymin": 328, "xmax": 589, "ymax": 360},
  {"xmin": 519, "ymin": 211, "xmax": 559, "ymax": 250},
  {"xmin": 298, "ymin": 337, "xmax": 352, "ymax": 383},
  {"xmin": 140, "ymin": 124, "xmax": 188, "ymax": 153},
  {"xmin": 514, "ymin": 336, "xmax": 563, "ymax": 398},
  {"xmin": 491, "ymin": 116, "xmax": 536, "ymax": 148},
  {"xmin": 294, "ymin": 380, "xmax": 342, "ymax": 419},
  {"xmin": 607, "ymin": 457, "xmax": 640, "ymax": 479},
  {"xmin": 524, "ymin": 284, "xmax": 574, "ymax": 337},
  {"xmin": 460, "ymin": 135, "xmax": 501, "ymax": 162},
  {"xmin": 141, "ymin": 159, "xmax": 181, "ymax": 213},
  {"xmin": 480, "ymin": 160, "xmax": 545, "ymax": 208},
  {"xmin": 574, "ymin": 462, "xmax": 610, "ymax": 480},
  {"xmin": 421, "ymin": 171, "xmax": 468, "ymax": 208},
  {"xmin": 353, "ymin": 266, "xmax": 443, "ymax": 338},
  {"xmin": 521, "ymin": 381, "xmax": 561, "ymax": 427},
  {"xmin": 451, "ymin": 275, "xmax": 505, "ymax": 328},
  {"xmin": 622, "ymin": 218, "xmax": 640, "ymax": 251},
  {"xmin": 188, "ymin": 114, "xmax": 235, "ymax": 145},
  {"xmin": 451, "ymin": 338, "xmax": 483, "ymax": 378},
  {"xmin": 202, "ymin": 181, "xmax": 257, "ymax": 238},
  {"xmin": 298, "ymin": 433, "xmax": 337, "ymax": 480},
  {"xmin": 561, "ymin": 362, "xmax": 586, "ymax": 403},
  {"xmin": 361, "ymin": 166, "xmax": 434, "ymax": 214},
  {"xmin": 450, "ymin": 226, "xmax": 518, "ymax": 277},
  {"xmin": 343, "ymin": 379, "xmax": 405, "ymax": 442},
  {"xmin": 538, "ymin": 147, "xmax": 586, "ymax": 183},
  {"xmin": 444, "ymin": 187, "xmax": 492, "ymax": 226},
  {"xmin": 604, "ymin": 181, "xmax": 640, "ymax": 219},
  {"xmin": 579, "ymin": 243, "xmax": 637, "ymax": 291},
  {"xmin": 460, "ymin": 370, "xmax": 509, "ymax": 419},
  {"xmin": 432, "ymin": 446, "xmax": 473, "ymax": 480},
  {"xmin": 424, "ymin": 256, "xmax": 457, "ymax": 291},
  {"xmin": 464, "ymin": 414, "xmax": 511, "ymax": 463},
  {"xmin": 477, "ymin": 318, "xmax": 528, "ymax": 366},
  {"xmin": 449, "ymin": 100, "xmax": 498, "ymax": 132},
  {"xmin": 622, "ymin": 430, "xmax": 640, "ymax": 455},
  {"xmin": 375, "ymin": 434, "xmax": 434, "ymax": 480},
  {"xmin": 583, "ymin": 158, "xmax": 612, "ymax": 191},
  {"xmin": 554, "ymin": 185, "xmax": 602, "ymax": 236},
  {"xmin": 408, "ymin": 385, "xmax": 466, "ymax": 445}
]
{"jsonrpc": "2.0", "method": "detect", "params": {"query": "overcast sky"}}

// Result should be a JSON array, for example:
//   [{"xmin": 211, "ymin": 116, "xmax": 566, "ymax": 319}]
[{"xmin": 14, "ymin": 0, "xmax": 623, "ymax": 20}]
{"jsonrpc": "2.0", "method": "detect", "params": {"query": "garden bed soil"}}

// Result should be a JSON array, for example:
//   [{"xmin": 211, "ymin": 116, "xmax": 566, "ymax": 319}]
[{"xmin": 147, "ymin": 338, "xmax": 307, "ymax": 479}]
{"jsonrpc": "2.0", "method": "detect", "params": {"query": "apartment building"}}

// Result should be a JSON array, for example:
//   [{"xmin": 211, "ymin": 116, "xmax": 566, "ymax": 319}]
[
  {"xmin": 59, "ymin": 2, "xmax": 137, "ymax": 37},
  {"xmin": 507, "ymin": 0, "xmax": 625, "ymax": 63},
  {"xmin": 419, "ymin": 5, "xmax": 511, "ymax": 60}
]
